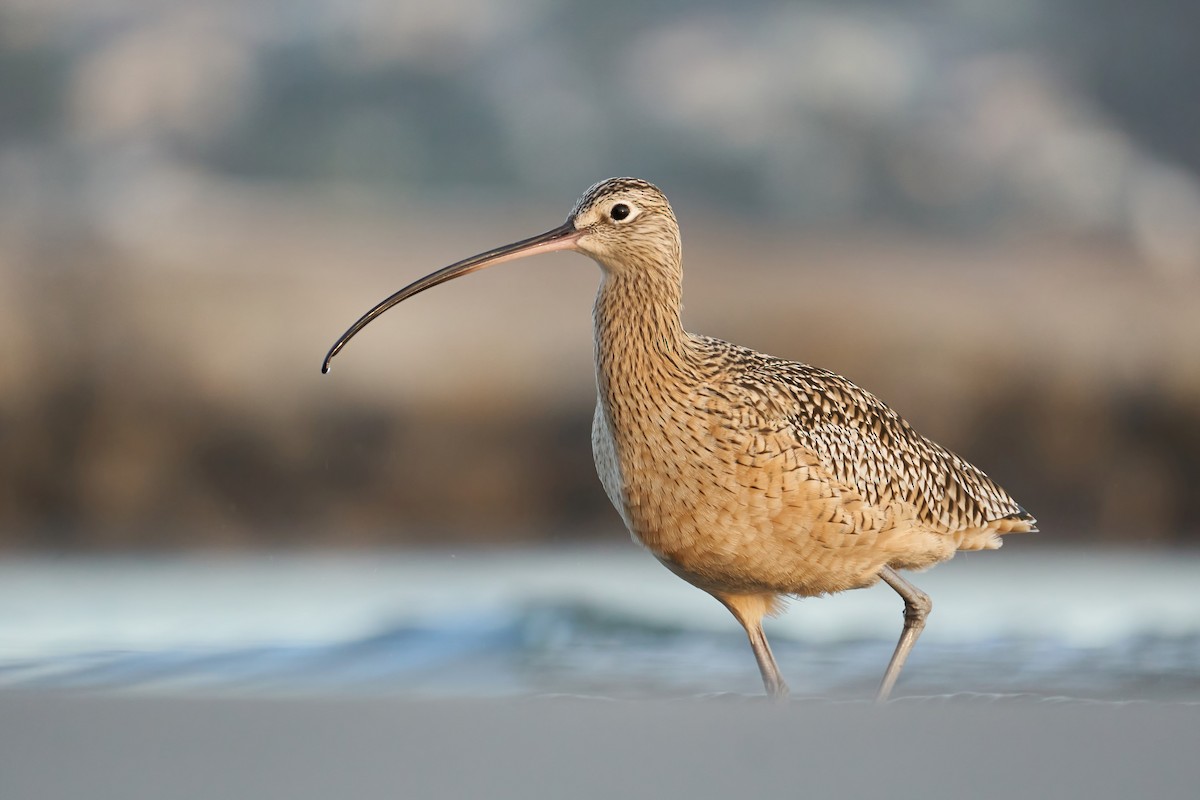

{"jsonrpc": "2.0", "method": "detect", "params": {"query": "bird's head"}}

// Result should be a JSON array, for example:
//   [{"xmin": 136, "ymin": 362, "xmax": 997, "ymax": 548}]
[{"xmin": 568, "ymin": 177, "xmax": 680, "ymax": 274}]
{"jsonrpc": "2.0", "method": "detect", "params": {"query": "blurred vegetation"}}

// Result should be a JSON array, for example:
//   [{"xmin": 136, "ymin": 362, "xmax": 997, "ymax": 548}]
[{"xmin": 0, "ymin": 0, "xmax": 1197, "ymax": 549}]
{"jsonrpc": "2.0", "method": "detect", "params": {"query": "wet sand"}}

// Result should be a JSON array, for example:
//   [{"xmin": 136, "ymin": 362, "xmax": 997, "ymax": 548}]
[{"xmin": 2, "ymin": 692, "xmax": 1196, "ymax": 799}]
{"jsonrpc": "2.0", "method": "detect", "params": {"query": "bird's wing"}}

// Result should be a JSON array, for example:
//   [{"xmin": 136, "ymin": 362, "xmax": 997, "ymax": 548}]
[{"xmin": 697, "ymin": 337, "xmax": 1034, "ymax": 533}]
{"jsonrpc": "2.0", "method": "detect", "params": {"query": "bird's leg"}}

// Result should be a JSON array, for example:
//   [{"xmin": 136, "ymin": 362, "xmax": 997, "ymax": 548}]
[
  {"xmin": 875, "ymin": 566, "xmax": 932, "ymax": 703},
  {"xmin": 745, "ymin": 619, "xmax": 789, "ymax": 702},
  {"xmin": 712, "ymin": 592, "xmax": 789, "ymax": 702}
]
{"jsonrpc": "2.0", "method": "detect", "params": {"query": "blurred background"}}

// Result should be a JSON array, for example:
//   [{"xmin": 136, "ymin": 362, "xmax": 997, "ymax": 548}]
[
  {"xmin": 0, "ymin": 0, "xmax": 1197, "ymax": 699},
  {"xmin": 2, "ymin": 0, "xmax": 1199, "ymax": 551}
]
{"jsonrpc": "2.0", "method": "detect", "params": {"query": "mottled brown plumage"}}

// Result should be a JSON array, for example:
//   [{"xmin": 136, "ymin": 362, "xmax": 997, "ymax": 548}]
[{"xmin": 323, "ymin": 176, "xmax": 1037, "ymax": 701}]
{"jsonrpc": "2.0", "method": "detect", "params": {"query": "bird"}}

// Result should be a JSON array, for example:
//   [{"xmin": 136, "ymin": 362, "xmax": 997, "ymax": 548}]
[{"xmin": 322, "ymin": 177, "xmax": 1037, "ymax": 702}]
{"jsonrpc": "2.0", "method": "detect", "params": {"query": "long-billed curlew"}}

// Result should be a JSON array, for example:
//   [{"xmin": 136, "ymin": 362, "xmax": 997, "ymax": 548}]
[{"xmin": 322, "ymin": 177, "xmax": 1037, "ymax": 701}]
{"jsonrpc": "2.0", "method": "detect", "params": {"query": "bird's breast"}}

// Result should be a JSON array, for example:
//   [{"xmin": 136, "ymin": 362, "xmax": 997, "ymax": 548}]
[
  {"xmin": 591, "ymin": 401, "xmax": 633, "ymax": 532},
  {"xmin": 591, "ymin": 382, "xmax": 787, "ymax": 580}
]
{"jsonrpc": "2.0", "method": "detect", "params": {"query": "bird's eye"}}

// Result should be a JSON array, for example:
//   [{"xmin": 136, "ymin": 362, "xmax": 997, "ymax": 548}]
[{"xmin": 609, "ymin": 203, "xmax": 631, "ymax": 221}]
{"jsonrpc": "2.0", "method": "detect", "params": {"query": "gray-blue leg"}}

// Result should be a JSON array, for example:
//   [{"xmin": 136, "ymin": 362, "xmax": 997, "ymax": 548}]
[{"xmin": 876, "ymin": 566, "xmax": 932, "ymax": 702}]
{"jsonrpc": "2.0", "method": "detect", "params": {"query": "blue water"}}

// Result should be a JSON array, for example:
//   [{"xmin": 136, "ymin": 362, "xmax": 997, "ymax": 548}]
[{"xmin": 1, "ymin": 546, "xmax": 1197, "ymax": 700}]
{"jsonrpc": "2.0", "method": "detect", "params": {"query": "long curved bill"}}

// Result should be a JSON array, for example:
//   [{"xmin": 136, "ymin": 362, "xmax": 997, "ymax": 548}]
[{"xmin": 322, "ymin": 219, "xmax": 581, "ymax": 373}]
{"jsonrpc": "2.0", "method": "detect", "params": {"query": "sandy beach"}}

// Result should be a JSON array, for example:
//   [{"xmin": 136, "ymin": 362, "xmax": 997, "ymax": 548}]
[{"xmin": 2, "ymin": 692, "xmax": 1197, "ymax": 799}]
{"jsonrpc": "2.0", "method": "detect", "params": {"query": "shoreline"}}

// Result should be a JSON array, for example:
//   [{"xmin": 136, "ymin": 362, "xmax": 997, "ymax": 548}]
[{"xmin": 3, "ymin": 691, "xmax": 1197, "ymax": 799}]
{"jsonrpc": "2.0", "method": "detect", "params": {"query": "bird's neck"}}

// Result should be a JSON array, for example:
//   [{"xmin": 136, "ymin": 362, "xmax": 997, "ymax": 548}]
[{"xmin": 593, "ymin": 268, "xmax": 696, "ymax": 406}]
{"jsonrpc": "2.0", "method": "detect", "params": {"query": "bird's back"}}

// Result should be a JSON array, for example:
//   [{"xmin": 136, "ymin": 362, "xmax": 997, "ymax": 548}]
[{"xmin": 693, "ymin": 334, "xmax": 1036, "ymax": 545}]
